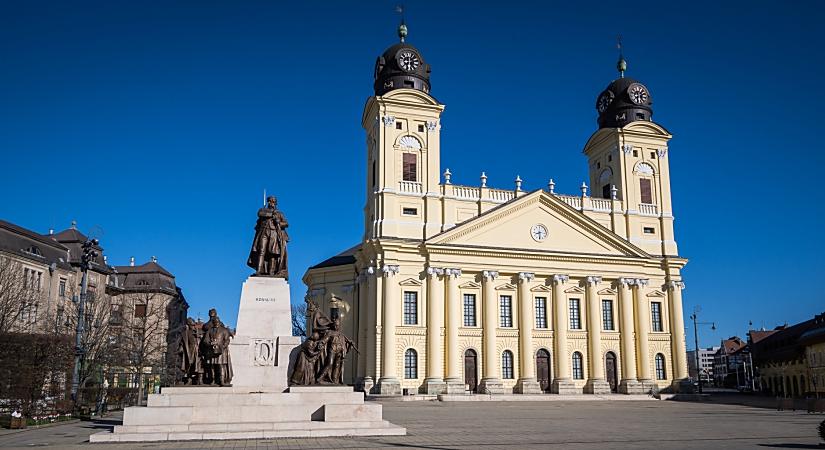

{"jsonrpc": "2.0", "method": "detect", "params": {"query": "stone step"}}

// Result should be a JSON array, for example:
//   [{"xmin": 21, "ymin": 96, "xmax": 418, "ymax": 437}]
[
  {"xmin": 115, "ymin": 419, "xmax": 392, "ymax": 434},
  {"xmin": 147, "ymin": 391, "xmax": 364, "ymax": 407},
  {"xmin": 90, "ymin": 421, "xmax": 407, "ymax": 442}
]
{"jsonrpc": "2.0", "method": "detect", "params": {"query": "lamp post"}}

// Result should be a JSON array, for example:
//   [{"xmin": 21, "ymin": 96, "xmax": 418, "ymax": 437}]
[
  {"xmin": 70, "ymin": 238, "xmax": 98, "ymax": 411},
  {"xmin": 690, "ymin": 307, "xmax": 716, "ymax": 395}
]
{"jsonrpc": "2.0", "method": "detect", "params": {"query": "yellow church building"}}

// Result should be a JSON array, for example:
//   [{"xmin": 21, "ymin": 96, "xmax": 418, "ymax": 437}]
[{"xmin": 303, "ymin": 24, "xmax": 689, "ymax": 395}]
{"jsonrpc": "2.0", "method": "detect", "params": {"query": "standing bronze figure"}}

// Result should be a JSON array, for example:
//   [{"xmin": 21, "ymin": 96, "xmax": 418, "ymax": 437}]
[
  {"xmin": 178, "ymin": 318, "xmax": 202, "ymax": 385},
  {"xmin": 288, "ymin": 299, "xmax": 358, "ymax": 386},
  {"xmin": 247, "ymin": 195, "xmax": 289, "ymax": 278},
  {"xmin": 201, "ymin": 309, "xmax": 234, "ymax": 386}
]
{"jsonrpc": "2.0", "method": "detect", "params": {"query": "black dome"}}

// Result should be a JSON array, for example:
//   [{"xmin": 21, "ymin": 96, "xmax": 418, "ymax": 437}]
[
  {"xmin": 374, "ymin": 42, "xmax": 431, "ymax": 96},
  {"xmin": 596, "ymin": 76, "xmax": 654, "ymax": 128}
]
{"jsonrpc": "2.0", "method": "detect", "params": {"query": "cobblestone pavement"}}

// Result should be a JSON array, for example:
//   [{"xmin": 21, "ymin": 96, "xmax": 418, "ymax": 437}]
[{"xmin": 0, "ymin": 400, "xmax": 823, "ymax": 449}]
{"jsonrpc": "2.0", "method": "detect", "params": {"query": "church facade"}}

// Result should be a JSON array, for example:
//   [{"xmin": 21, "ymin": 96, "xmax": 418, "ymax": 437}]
[{"xmin": 303, "ymin": 26, "xmax": 689, "ymax": 395}]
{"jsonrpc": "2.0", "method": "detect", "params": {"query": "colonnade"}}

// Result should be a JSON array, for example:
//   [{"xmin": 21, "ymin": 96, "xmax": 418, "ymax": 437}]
[{"xmin": 359, "ymin": 265, "xmax": 688, "ymax": 395}]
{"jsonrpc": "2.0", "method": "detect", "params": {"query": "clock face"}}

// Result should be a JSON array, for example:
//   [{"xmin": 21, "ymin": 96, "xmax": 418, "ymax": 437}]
[
  {"xmin": 628, "ymin": 83, "xmax": 649, "ymax": 105},
  {"xmin": 597, "ymin": 90, "xmax": 614, "ymax": 113},
  {"xmin": 397, "ymin": 50, "xmax": 420, "ymax": 72},
  {"xmin": 530, "ymin": 224, "xmax": 548, "ymax": 242}
]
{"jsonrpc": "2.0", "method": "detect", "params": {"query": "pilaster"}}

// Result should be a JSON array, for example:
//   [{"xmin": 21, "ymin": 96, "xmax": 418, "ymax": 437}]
[{"xmin": 376, "ymin": 264, "xmax": 401, "ymax": 395}]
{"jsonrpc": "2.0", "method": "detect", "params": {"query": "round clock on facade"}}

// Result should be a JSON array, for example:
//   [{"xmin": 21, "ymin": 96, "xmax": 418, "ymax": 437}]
[
  {"xmin": 627, "ymin": 83, "xmax": 649, "ymax": 105},
  {"xmin": 530, "ymin": 224, "xmax": 548, "ymax": 242},
  {"xmin": 397, "ymin": 50, "xmax": 420, "ymax": 72},
  {"xmin": 596, "ymin": 90, "xmax": 614, "ymax": 113}
]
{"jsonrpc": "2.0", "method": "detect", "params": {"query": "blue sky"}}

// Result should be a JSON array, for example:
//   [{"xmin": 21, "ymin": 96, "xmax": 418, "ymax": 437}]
[{"xmin": 1, "ymin": 1, "xmax": 823, "ymax": 348}]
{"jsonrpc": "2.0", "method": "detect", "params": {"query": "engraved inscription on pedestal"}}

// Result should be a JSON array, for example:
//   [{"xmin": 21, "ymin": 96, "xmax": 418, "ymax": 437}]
[{"xmin": 253, "ymin": 338, "xmax": 277, "ymax": 366}]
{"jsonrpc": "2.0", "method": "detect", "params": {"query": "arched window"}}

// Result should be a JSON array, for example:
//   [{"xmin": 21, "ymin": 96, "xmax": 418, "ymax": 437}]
[
  {"xmin": 501, "ymin": 350, "xmax": 514, "ymax": 379},
  {"xmin": 572, "ymin": 352, "xmax": 584, "ymax": 380},
  {"xmin": 404, "ymin": 349, "xmax": 418, "ymax": 379},
  {"xmin": 655, "ymin": 353, "xmax": 667, "ymax": 380}
]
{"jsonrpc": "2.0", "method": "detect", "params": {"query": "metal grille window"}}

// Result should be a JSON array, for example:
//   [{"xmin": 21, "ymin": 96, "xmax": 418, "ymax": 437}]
[
  {"xmin": 404, "ymin": 349, "xmax": 418, "ymax": 379},
  {"xmin": 463, "ymin": 294, "xmax": 476, "ymax": 326},
  {"xmin": 651, "ymin": 302, "xmax": 663, "ymax": 332},
  {"xmin": 655, "ymin": 353, "xmax": 667, "ymax": 380},
  {"xmin": 499, "ymin": 296, "xmax": 513, "ymax": 327},
  {"xmin": 403, "ymin": 291, "xmax": 418, "ymax": 325},
  {"xmin": 572, "ymin": 352, "xmax": 584, "ymax": 379},
  {"xmin": 534, "ymin": 297, "xmax": 547, "ymax": 329},
  {"xmin": 568, "ymin": 299, "xmax": 581, "ymax": 329},
  {"xmin": 502, "ymin": 350, "xmax": 514, "ymax": 379},
  {"xmin": 602, "ymin": 299, "xmax": 614, "ymax": 330}
]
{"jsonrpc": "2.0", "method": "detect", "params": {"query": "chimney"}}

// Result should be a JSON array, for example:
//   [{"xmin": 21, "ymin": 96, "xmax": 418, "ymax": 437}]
[
  {"xmin": 48, "ymin": 228, "xmax": 54, "ymax": 235},
  {"xmin": 151, "ymin": 256, "xmax": 157, "ymax": 263},
  {"xmin": 70, "ymin": 220, "xmax": 77, "ymax": 230},
  {"xmin": 103, "ymin": 255, "xmax": 108, "ymax": 265},
  {"xmin": 130, "ymin": 256, "xmax": 135, "ymax": 267}
]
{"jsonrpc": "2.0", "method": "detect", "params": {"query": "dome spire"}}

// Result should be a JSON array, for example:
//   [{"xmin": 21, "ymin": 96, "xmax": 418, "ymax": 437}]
[
  {"xmin": 396, "ymin": 5, "xmax": 407, "ymax": 43},
  {"xmin": 616, "ymin": 34, "xmax": 626, "ymax": 78}
]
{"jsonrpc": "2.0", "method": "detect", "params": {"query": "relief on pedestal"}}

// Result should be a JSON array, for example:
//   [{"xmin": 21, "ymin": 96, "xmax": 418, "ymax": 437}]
[{"xmin": 253, "ymin": 338, "xmax": 277, "ymax": 366}]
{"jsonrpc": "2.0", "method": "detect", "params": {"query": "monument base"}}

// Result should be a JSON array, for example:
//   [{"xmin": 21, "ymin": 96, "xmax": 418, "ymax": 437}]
[{"xmin": 90, "ymin": 386, "xmax": 405, "ymax": 442}]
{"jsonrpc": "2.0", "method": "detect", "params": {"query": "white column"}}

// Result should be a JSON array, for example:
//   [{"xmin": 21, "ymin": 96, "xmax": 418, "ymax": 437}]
[
  {"xmin": 356, "ymin": 271, "xmax": 368, "ymax": 389},
  {"xmin": 376, "ymin": 264, "xmax": 401, "ymax": 395},
  {"xmin": 667, "ymin": 280, "xmax": 689, "ymax": 390},
  {"xmin": 478, "ymin": 270, "xmax": 505, "ymax": 394},
  {"xmin": 443, "ymin": 268, "xmax": 465, "ymax": 393},
  {"xmin": 551, "ymin": 274, "xmax": 577, "ymax": 394},
  {"xmin": 584, "ymin": 276, "xmax": 611, "ymax": 394},
  {"xmin": 515, "ymin": 272, "xmax": 542, "ymax": 394},
  {"xmin": 632, "ymin": 278, "xmax": 653, "ymax": 390},
  {"xmin": 423, "ymin": 267, "xmax": 446, "ymax": 394},
  {"xmin": 617, "ymin": 277, "xmax": 642, "ymax": 394}
]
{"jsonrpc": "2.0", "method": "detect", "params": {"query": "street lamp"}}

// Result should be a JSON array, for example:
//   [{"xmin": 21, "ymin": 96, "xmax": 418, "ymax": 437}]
[
  {"xmin": 70, "ymin": 238, "xmax": 98, "ymax": 411},
  {"xmin": 690, "ymin": 307, "xmax": 716, "ymax": 395}
]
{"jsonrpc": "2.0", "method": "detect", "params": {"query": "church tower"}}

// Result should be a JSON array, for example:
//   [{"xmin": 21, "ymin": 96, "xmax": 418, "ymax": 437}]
[
  {"xmin": 361, "ymin": 22, "xmax": 445, "ymax": 241},
  {"xmin": 583, "ymin": 54, "xmax": 678, "ymax": 256}
]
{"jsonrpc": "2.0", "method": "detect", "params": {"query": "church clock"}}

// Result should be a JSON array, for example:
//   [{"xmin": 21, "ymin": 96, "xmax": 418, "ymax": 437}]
[{"xmin": 397, "ymin": 50, "xmax": 420, "ymax": 72}]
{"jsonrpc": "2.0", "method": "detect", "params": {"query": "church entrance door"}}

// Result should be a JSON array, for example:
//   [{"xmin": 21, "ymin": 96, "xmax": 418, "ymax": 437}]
[
  {"xmin": 605, "ymin": 352, "xmax": 618, "ymax": 392},
  {"xmin": 536, "ymin": 349, "xmax": 551, "ymax": 392},
  {"xmin": 464, "ymin": 349, "xmax": 478, "ymax": 393}
]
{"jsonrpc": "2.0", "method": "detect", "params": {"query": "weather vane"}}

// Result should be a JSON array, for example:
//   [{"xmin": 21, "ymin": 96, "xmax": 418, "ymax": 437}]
[
  {"xmin": 616, "ymin": 34, "xmax": 627, "ymax": 78},
  {"xmin": 396, "ymin": 5, "xmax": 407, "ymax": 42}
]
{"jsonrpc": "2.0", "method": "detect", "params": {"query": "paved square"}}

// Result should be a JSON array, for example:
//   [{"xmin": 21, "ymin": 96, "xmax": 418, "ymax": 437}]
[{"xmin": 1, "ymin": 400, "xmax": 822, "ymax": 449}]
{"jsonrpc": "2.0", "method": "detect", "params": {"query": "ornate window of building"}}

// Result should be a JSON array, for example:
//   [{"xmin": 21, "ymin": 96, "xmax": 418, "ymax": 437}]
[
  {"xmin": 403, "ymin": 291, "xmax": 418, "ymax": 325},
  {"xmin": 569, "ymin": 299, "xmax": 581, "ymax": 329},
  {"xmin": 602, "ymin": 299, "xmax": 614, "ymax": 331},
  {"xmin": 572, "ymin": 352, "xmax": 584, "ymax": 379},
  {"xmin": 499, "ymin": 295, "xmax": 513, "ymax": 327},
  {"xmin": 502, "ymin": 350, "xmax": 514, "ymax": 379},
  {"xmin": 402, "ymin": 153, "xmax": 417, "ymax": 182},
  {"xmin": 651, "ymin": 302, "xmax": 663, "ymax": 332},
  {"xmin": 535, "ymin": 297, "xmax": 547, "ymax": 329},
  {"xmin": 655, "ymin": 353, "xmax": 667, "ymax": 380},
  {"xmin": 463, "ymin": 294, "xmax": 476, "ymax": 327},
  {"xmin": 404, "ymin": 349, "xmax": 418, "ymax": 379}
]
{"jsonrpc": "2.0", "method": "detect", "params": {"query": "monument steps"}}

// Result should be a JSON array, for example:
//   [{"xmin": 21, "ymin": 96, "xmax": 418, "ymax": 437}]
[{"xmin": 116, "ymin": 420, "xmax": 399, "ymax": 434}]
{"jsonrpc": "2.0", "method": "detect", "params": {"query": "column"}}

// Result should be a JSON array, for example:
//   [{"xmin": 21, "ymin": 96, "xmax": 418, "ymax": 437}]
[
  {"xmin": 584, "ymin": 276, "xmax": 611, "ymax": 394},
  {"xmin": 443, "ymin": 268, "xmax": 465, "ymax": 393},
  {"xmin": 667, "ymin": 280, "xmax": 689, "ymax": 391},
  {"xmin": 366, "ymin": 267, "xmax": 379, "ymax": 387},
  {"xmin": 632, "ymin": 278, "xmax": 653, "ymax": 390},
  {"xmin": 376, "ymin": 264, "xmax": 401, "ymax": 395},
  {"xmin": 478, "ymin": 270, "xmax": 505, "ymax": 394},
  {"xmin": 551, "ymin": 274, "xmax": 577, "ymax": 394},
  {"xmin": 515, "ymin": 272, "xmax": 542, "ymax": 394},
  {"xmin": 617, "ymin": 277, "xmax": 642, "ymax": 394},
  {"xmin": 356, "ymin": 271, "xmax": 369, "ymax": 390},
  {"xmin": 423, "ymin": 267, "xmax": 446, "ymax": 394}
]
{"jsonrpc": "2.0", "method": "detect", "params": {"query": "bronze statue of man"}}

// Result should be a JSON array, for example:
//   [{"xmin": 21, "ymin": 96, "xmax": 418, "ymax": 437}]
[
  {"xmin": 316, "ymin": 317, "xmax": 357, "ymax": 385},
  {"xmin": 179, "ymin": 318, "xmax": 202, "ymax": 385},
  {"xmin": 201, "ymin": 309, "xmax": 233, "ymax": 386},
  {"xmin": 247, "ymin": 196, "xmax": 289, "ymax": 278}
]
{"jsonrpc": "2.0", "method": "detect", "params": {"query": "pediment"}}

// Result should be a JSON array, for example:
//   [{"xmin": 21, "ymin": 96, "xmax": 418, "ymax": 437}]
[
  {"xmin": 495, "ymin": 283, "xmax": 516, "ymax": 291},
  {"xmin": 597, "ymin": 288, "xmax": 618, "ymax": 296},
  {"xmin": 459, "ymin": 281, "xmax": 481, "ymax": 289},
  {"xmin": 426, "ymin": 190, "xmax": 649, "ymax": 259},
  {"xmin": 646, "ymin": 290, "xmax": 666, "ymax": 298},
  {"xmin": 530, "ymin": 285, "xmax": 552, "ymax": 293},
  {"xmin": 564, "ymin": 286, "xmax": 585, "ymax": 294},
  {"xmin": 399, "ymin": 278, "xmax": 423, "ymax": 287}
]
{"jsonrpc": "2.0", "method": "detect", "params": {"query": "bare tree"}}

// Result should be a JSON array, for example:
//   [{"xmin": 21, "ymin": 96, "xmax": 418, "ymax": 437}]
[
  {"xmin": 114, "ymin": 292, "xmax": 169, "ymax": 403},
  {"xmin": 0, "ymin": 256, "xmax": 46, "ymax": 334},
  {"xmin": 291, "ymin": 302, "xmax": 307, "ymax": 338}
]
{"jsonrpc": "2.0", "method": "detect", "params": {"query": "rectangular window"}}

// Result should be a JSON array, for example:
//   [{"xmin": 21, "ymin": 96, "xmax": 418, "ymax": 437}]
[
  {"xmin": 534, "ymin": 297, "xmax": 547, "ymax": 329},
  {"xmin": 602, "ymin": 184, "xmax": 611, "ymax": 199},
  {"xmin": 134, "ymin": 303, "xmax": 147, "ymax": 318},
  {"xmin": 632, "ymin": 149, "xmax": 638, "ymax": 157},
  {"xmin": 602, "ymin": 299, "xmax": 614, "ymax": 331},
  {"xmin": 395, "ymin": 121, "xmax": 403, "ymax": 130},
  {"xmin": 403, "ymin": 291, "xmax": 418, "ymax": 325},
  {"xmin": 59, "ymin": 279, "xmax": 67, "ymax": 297},
  {"xmin": 651, "ymin": 302, "xmax": 663, "ymax": 332},
  {"xmin": 402, "ymin": 207, "xmax": 417, "ymax": 216},
  {"xmin": 608, "ymin": 154, "xmax": 612, "ymax": 162},
  {"xmin": 643, "ymin": 226, "xmax": 656, "ymax": 234},
  {"xmin": 640, "ymin": 178, "xmax": 653, "ymax": 204},
  {"xmin": 499, "ymin": 295, "xmax": 513, "ymax": 327},
  {"xmin": 463, "ymin": 294, "xmax": 476, "ymax": 327},
  {"xmin": 650, "ymin": 151, "xmax": 656, "ymax": 158},
  {"xmin": 569, "ymin": 299, "xmax": 581, "ymax": 329},
  {"xmin": 402, "ymin": 153, "xmax": 417, "ymax": 182},
  {"xmin": 417, "ymin": 124, "xmax": 424, "ymax": 132}
]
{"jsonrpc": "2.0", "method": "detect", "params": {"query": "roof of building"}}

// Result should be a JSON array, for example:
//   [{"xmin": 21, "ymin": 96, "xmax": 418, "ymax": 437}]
[
  {"xmin": 373, "ymin": 24, "xmax": 432, "ymax": 97},
  {"xmin": 51, "ymin": 224, "xmax": 109, "ymax": 272},
  {"xmin": 111, "ymin": 259, "xmax": 177, "ymax": 294},
  {"xmin": 719, "ymin": 337, "xmax": 746, "ymax": 355},
  {"xmin": 752, "ymin": 315, "xmax": 823, "ymax": 363},
  {"xmin": 308, "ymin": 245, "xmax": 359, "ymax": 270},
  {"xmin": 749, "ymin": 329, "xmax": 778, "ymax": 344},
  {"xmin": 0, "ymin": 219, "xmax": 73, "ymax": 270}
]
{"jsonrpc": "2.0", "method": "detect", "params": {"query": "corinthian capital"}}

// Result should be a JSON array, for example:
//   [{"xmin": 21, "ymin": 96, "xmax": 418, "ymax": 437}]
[
  {"xmin": 444, "ymin": 268, "xmax": 462, "ymax": 278},
  {"xmin": 426, "ymin": 267, "xmax": 444, "ymax": 277},
  {"xmin": 617, "ymin": 277, "xmax": 634, "ymax": 288},
  {"xmin": 482, "ymin": 270, "xmax": 499, "ymax": 281},
  {"xmin": 551, "ymin": 274, "xmax": 569, "ymax": 285},
  {"xmin": 585, "ymin": 276, "xmax": 602, "ymax": 286},
  {"xmin": 666, "ymin": 280, "xmax": 686, "ymax": 291},
  {"xmin": 518, "ymin": 272, "xmax": 535, "ymax": 282},
  {"xmin": 382, "ymin": 264, "xmax": 400, "ymax": 277},
  {"xmin": 631, "ymin": 278, "xmax": 649, "ymax": 288}
]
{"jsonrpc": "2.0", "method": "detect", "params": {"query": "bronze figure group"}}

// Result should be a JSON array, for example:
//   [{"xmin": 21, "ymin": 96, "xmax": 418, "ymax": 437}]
[
  {"xmin": 175, "ymin": 308, "xmax": 234, "ymax": 386},
  {"xmin": 290, "ymin": 299, "xmax": 358, "ymax": 386},
  {"xmin": 248, "ymin": 195, "xmax": 289, "ymax": 279}
]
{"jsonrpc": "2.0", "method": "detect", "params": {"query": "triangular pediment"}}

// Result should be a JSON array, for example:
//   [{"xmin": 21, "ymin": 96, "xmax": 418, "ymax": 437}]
[
  {"xmin": 564, "ymin": 286, "xmax": 585, "ymax": 294},
  {"xmin": 647, "ymin": 290, "xmax": 666, "ymax": 298},
  {"xmin": 399, "ymin": 278, "xmax": 423, "ymax": 287},
  {"xmin": 459, "ymin": 281, "xmax": 481, "ymax": 289},
  {"xmin": 598, "ymin": 287, "xmax": 618, "ymax": 295},
  {"xmin": 530, "ymin": 285, "xmax": 552, "ymax": 293},
  {"xmin": 426, "ymin": 190, "xmax": 649, "ymax": 259},
  {"xmin": 495, "ymin": 283, "xmax": 516, "ymax": 291}
]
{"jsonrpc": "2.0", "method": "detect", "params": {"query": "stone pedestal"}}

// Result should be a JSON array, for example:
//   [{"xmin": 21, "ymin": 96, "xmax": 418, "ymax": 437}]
[
  {"xmin": 375, "ymin": 377, "xmax": 402, "ymax": 395},
  {"xmin": 618, "ymin": 379, "xmax": 645, "ymax": 394},
  {"xmin": 514, "ymin": 378, "xmax": 543, "ymax": 394},
  {"xmin": 551, "ymin": 378, "xmax": 580, "ymax": 395},
  {"xmin": 583, "ymin": 378, "xmax": 612, "ymax": 394},
  {"xmin": 444, "ymin": 377, "xmax": 467, "ymax": 394},
  {"xmin": 421, "ymin": 377, "xmax": 447, "ymax": 395},
  {"xmin": 638, "ymin": 379, "xmax": 656, "ymax": 393},
  {"xmin": 477, "ymin": 377, "xmax": 506, "ymax": 394}
]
